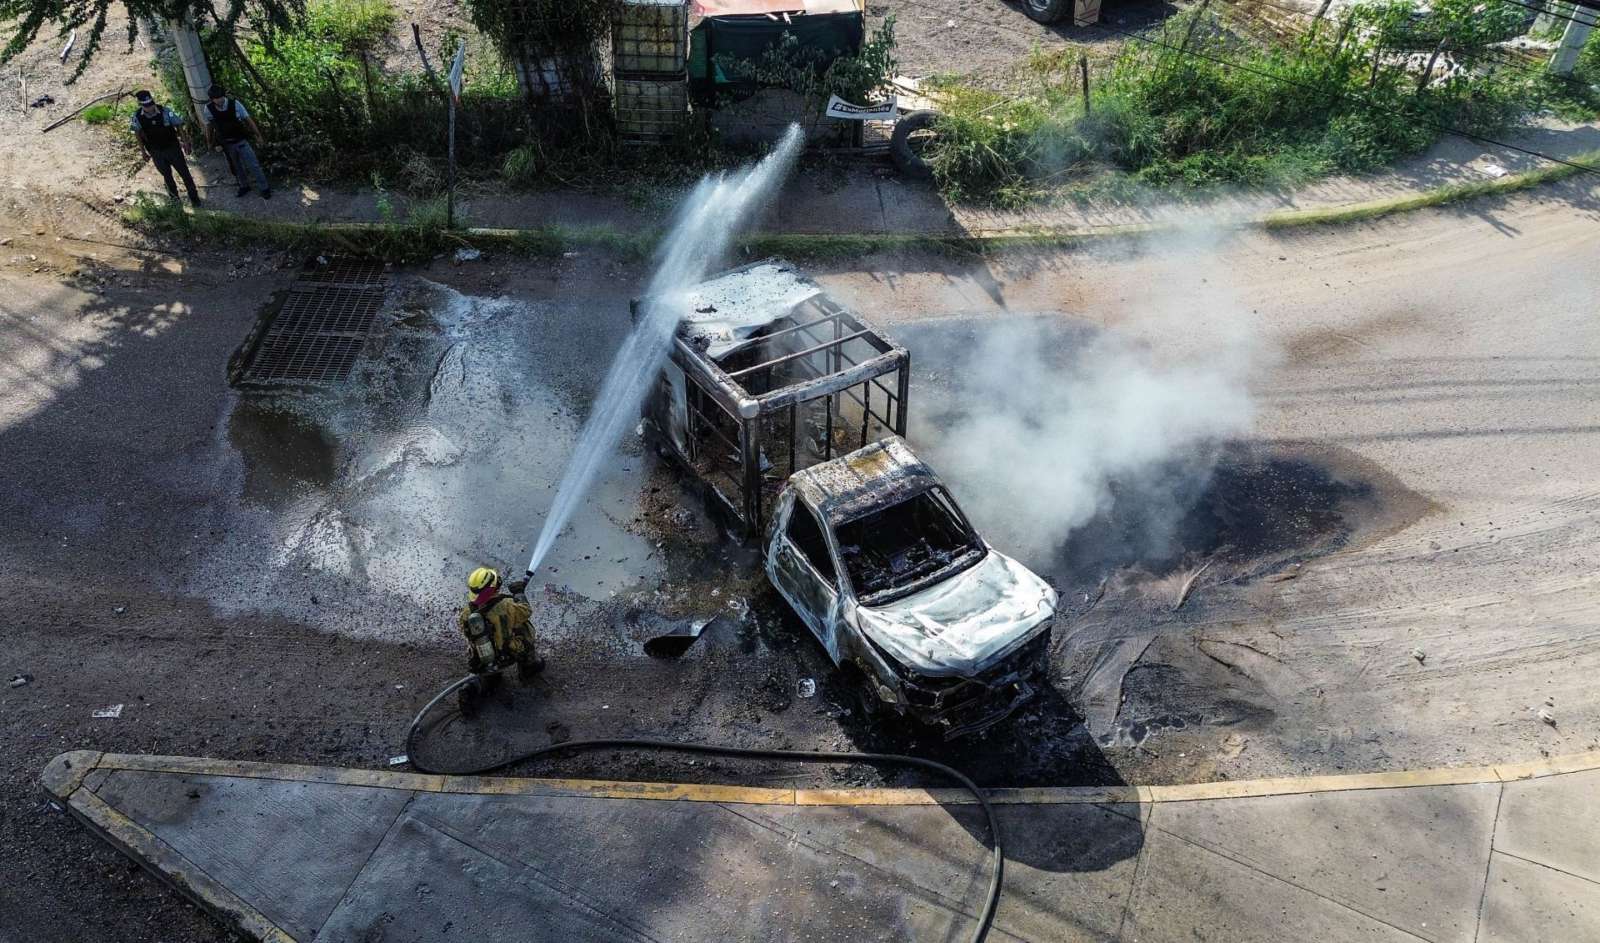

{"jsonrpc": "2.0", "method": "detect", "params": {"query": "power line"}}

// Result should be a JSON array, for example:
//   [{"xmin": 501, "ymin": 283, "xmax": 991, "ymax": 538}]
[{"xmin": 1479, "ymin": 0, "xmax": 1600, "ymax": 29}]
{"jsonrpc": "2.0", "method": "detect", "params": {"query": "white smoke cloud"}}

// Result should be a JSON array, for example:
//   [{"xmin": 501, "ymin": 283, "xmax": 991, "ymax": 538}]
[{"xmin": 910, "ymin": 240, "xmax": 1268, "ymax": 567}]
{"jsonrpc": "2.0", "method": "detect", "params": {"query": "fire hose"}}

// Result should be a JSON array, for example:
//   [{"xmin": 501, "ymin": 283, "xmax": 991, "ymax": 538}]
[{"xmin": 405, "ymin": 673, "xmax": 1005, "ymax": 943}]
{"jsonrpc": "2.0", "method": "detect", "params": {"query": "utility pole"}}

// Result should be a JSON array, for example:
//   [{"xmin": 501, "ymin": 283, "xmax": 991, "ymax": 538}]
[
  {"xmin": 163, "ymin": 17, "xmax": 213, "ymax": 123},
  {"xmin": 1079, "ymin": 53, "xmax": 1091, "ymax": 115},
  {"xmin": 1550, "ymin": 4, "xmax": 1597, "ymax": 76}
]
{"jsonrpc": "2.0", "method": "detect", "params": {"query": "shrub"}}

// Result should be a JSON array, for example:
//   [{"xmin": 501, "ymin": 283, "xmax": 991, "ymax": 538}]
[
  {"xmin": 188, "ymin": 0, "xmax": 525, "ymax": 181},
  {"xmin": 501, "ymin": 143, "xmax": 541, "ymax": 189},
  {"xmin": 925, "ymin": 1, "xmax": 1553, "ymax": 205},
  {"xmin": 82, "ymin": 102, "xmax": 118, "ymax": 124}
]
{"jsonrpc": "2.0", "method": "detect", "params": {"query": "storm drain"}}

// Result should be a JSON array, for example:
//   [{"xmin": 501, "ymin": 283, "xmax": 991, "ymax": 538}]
[{"xmin": 231, "ymin": 259, "xmax": 389, "ymax": 388}]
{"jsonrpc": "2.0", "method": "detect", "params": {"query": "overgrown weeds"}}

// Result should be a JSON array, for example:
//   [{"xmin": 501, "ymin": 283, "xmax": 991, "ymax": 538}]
[
  {"xmin": 928, "ymin": 0, "xmax": 1599, "ymax": 206},
  {"xmin": 166, "ymin": 0, "xmax": 523, "ymax": 184}
]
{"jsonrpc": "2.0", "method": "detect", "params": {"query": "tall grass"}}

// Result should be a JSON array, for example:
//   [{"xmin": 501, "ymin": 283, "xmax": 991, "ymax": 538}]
[
  {"xmin": 171, "ymin": 0, "xmax": 524, "ymax": 183},
  {"xmin": 928, "ymin": 1, "xmax": 1576, "ymax": 206}
]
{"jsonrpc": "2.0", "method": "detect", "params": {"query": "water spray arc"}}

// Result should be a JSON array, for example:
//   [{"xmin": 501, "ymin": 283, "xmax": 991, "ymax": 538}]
[{"xmin": 524, "ymin": 125, "xmax": 805, "ymax": 577}]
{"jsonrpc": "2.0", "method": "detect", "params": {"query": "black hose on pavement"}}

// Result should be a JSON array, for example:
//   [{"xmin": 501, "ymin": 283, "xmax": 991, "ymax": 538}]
[{"xmin": 405, "ymin": 674, "xmax": 1005, "ymax": 943}]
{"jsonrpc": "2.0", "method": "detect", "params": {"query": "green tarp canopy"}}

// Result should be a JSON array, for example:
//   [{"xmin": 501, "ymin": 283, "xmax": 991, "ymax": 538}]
[{"xmin": 688, "ymin": 6, "xmax": 865, "ymax": 101}]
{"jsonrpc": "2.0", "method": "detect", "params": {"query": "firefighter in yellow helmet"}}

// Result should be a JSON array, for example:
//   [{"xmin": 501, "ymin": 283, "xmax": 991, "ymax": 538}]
[{"xmin": 458, "ymin": 567, "xmax": 543, "ymax": 681}]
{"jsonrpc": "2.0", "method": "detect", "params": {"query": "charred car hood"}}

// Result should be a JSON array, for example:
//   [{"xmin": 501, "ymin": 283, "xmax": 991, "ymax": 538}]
[{"xmin": 853, "ymin": 550, "xmax": 1057, "ymax": 677}]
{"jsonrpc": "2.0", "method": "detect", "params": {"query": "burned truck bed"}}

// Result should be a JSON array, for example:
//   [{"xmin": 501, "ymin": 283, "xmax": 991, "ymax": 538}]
[{"xmin": 637, "ymin": 260, "xmax": 909, "ymax": 538}]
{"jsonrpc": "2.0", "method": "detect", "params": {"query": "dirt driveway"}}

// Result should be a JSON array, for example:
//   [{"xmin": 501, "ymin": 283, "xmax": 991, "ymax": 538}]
[{"xmin": 3, "ymin": 178, "xmax": 1599, "ymax": 940}]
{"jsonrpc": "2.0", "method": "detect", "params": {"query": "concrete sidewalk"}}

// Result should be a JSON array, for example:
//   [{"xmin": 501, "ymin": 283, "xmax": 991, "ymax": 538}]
[
  {"xmin": 41, "ymin": 750, "xmax": 1600, "ymax": 942},
  {"xmin": 199, "ymin": 119, "xmax": 1600, "ymax": 239}
]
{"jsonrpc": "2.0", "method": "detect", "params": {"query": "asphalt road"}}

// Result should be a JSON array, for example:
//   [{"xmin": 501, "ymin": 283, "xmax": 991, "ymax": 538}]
[{"xmin": 2, "ymin": 180, "xmax": 1597, "ymax": 940}]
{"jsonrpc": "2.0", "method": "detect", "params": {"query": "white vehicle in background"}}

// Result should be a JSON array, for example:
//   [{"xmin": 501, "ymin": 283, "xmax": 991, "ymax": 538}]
[{"xmin": 765, "ymin": 437, "xmax": 1057, "ymax": 739}]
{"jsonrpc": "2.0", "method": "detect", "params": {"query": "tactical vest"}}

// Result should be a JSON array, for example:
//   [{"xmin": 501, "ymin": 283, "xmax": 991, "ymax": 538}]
[
  {"xmin": 207, "ymin": 98, "xmax": 248, "ymax": 143},
  {"xmin": 136, "ymin": 108, "xmax": 179, "ymax": 150}
]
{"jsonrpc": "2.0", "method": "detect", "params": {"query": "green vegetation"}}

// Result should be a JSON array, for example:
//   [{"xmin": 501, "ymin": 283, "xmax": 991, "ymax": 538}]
[
  {"xmin": 927, "ymin": 1, "xmax": 1600, "ymax": 206},
  {"xmin": 1262, "ymin": 148, "xmax": 1600, "ymax": 226},
  {"xmin": 126, "ymin": 144, "xmax": 1600, "ymax": 265},
  {"xmin": 714, "ymin": 17, "xmax": 898, "ymax": 111},
  {"xmin": 80, "ymin": 101, "xmax": 123, "ymax": 124},
  {"xmin": 1, "ymin": 0, "xmax": 301, "ymax": 80},
  {"xmin": 166, "ymin": 0, "xmax": 522, "ymax": 183},
  {"xmin": 122, "ymin": 192, "xmax": 591, "ymax": 260}
]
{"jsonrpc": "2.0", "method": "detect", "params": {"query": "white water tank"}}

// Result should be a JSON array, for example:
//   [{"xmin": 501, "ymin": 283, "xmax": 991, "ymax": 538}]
[{"xmin": 613, "ymin": 0, "xmax": 690, "ymax": 77}]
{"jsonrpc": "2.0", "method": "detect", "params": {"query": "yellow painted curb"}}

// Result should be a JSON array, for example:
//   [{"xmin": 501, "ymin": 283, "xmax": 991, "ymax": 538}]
[
  {"xmin": 62, "ymin": 786, "xmax": 295, "ymax": 942},
  {"xmin": 44, "ymin": 749, "xmax": 1600, "ymax": 808}
]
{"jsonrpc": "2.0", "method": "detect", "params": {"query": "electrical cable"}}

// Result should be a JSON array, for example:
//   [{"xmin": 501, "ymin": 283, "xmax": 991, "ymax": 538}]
[{"xmin": 405, "ymin": 674, "xmax": 1006, "ymax": 943}]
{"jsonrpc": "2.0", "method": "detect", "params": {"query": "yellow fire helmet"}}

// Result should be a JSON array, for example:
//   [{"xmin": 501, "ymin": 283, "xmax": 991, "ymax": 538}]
[{"xmin": 467, "ymin": 567, "xmax": 500, "ymax": 593}]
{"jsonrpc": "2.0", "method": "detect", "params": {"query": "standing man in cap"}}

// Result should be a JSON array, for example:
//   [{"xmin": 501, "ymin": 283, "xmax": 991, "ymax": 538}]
[
  {"xmin": 128, "ymin": 90, "xmax": 201, "ymax": 207},
  {"xmin": 202, "ymin": 84, "xmax": 271, "ymax": 199}
]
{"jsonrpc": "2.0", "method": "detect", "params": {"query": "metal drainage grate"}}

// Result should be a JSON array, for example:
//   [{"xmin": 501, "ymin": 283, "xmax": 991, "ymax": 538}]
[
  {"xmin": 232, "ymin": 259, "xmax": 390, "ymax": 388},
  {"xmin": 298, "ymin": 256, "xmax": 389, "ymax": 287}
]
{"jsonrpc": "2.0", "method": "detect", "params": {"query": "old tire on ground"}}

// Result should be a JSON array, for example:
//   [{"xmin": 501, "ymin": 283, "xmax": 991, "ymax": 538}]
[
  {"xmin": 890, "ymin": 110, "xmax": 941, "ymax": 179},
  {"xmin": 1020, "ymin": 0, "xmax": 1071, "ymax": 23}
]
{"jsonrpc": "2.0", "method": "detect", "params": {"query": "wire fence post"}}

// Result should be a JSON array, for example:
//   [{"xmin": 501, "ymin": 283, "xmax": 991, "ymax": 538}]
[
  {"xmin": 1176, "ymin": 0, "xmax": 1213, "ymax": 61},
  {"xmin": 1079, "ymin": 52, "xmax": 1091, "ymax": 115},
  {"xmin": 447, "ymin": 39, "xmax": 466, "ymax": 230},
  {"xmin": 447, "ymin": 96, "xmax": 456, "ymax": 228}
]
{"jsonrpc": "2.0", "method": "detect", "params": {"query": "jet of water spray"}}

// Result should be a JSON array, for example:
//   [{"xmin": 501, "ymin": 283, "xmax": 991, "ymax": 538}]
[{"xmin": 525, "ymin": 125, "xmax": 805, "ymax": 577}]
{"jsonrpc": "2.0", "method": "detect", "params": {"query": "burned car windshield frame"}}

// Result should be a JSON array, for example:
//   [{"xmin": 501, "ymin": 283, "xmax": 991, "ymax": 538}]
[{"xmin": 833, "ymin": 486, "xmax": 987, "ymax": 605}]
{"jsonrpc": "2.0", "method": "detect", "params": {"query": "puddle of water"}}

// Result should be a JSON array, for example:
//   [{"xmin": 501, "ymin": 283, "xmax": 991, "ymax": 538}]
[
  {"xmin": 204, "ymin": 279, "xmax": 678, "ymax": 637},
  {"xmin": 226, "ymin": 400, "xmax": 340, "ymax": 506}
]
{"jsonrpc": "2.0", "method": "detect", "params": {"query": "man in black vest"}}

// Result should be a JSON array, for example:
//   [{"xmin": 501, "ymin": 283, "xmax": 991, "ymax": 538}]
[
  {"xmin": 128, "ymin": 90, "xmax": 201, "ymax": 207},
  {"xmin": 203, "ymin": 84, "xmax": 271, "ymax": 199}
]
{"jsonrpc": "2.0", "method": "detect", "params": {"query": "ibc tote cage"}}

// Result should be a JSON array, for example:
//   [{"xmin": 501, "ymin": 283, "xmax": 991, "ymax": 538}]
[{"xmin": 635, "ymin": 261, "xmax": 910, "ymax": 538}]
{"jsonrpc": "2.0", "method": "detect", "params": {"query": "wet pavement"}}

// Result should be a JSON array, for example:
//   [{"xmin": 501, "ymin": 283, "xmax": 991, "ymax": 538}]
[
  {"xmin": 187, "ymin": 281, "xmax": 1430, "ymax": 788},
  {"xmin": 203, "ymin": 277, "xmax": 674, "ymax": 639}
]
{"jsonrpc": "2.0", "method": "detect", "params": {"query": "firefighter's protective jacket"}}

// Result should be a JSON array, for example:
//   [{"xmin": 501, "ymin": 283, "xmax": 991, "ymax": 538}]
[{"xmin": 458, "ymin": 593, "xmax": 535, "ymax": 659}]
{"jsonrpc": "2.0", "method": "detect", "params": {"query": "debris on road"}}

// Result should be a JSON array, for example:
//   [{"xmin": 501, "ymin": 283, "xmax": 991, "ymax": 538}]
[
  {"xmin": 387, "ymin": 755, "xmax": 409, "ymax": 767},
  {"xmin": 1410, "ymin": 648, "xmax": 1426, "ymax": 664},
  {"xmin": 1265, "ymin": 564, "xmax": 1301, "ymax": 583},
  {"xmin": 454, "ymin": 248, "xmax": 482, "ymax": 263},
  {"xmin": 1538, "ymin": 707, "xmax": 1556, "ymax": 726},
  {"xmin": 1173, "ymin": 560, "xmax": 1213, "ymax": 610},
  {"xmin": 92, "ymin": 704, "xmax": 123, "ymax": 719},
  {"xmin": 8, "ymin": 674, "xmax": 31, "ymax": 688},
  {"xmin": 113, "ymin": 606, "xmax": 125, "ymax": 615},
  {"xmin": 797, "ymin": 678, "xmax": 816, "ymax": 698}
]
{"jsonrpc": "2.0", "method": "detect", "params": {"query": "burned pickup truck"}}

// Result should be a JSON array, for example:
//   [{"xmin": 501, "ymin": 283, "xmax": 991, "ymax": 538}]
[{"xmin": 639, "ymin": 261, "xmax": 1057, "ymax": 737}]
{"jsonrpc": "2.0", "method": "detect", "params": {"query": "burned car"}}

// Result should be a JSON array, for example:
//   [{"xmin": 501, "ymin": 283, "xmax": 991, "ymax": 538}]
[
  {"xmin": 639, "ymin": 261, "xmax": 1055, "ymax": 737},
  {"xmin": 768, "ymin": 437, "xmax": 1057, "ymax": 738}
]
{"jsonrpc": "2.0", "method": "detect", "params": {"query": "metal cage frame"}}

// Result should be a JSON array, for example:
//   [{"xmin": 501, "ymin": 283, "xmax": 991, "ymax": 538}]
[{"xmin": 640, "ymin": 261, "xmax": 909, "ymax": 538}]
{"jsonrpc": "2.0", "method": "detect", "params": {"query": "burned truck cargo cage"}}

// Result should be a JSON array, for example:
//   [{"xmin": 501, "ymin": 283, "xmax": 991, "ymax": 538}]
[{"xmin": 636, "ymin": 260, "xmax": 910, "ymax": 538}]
